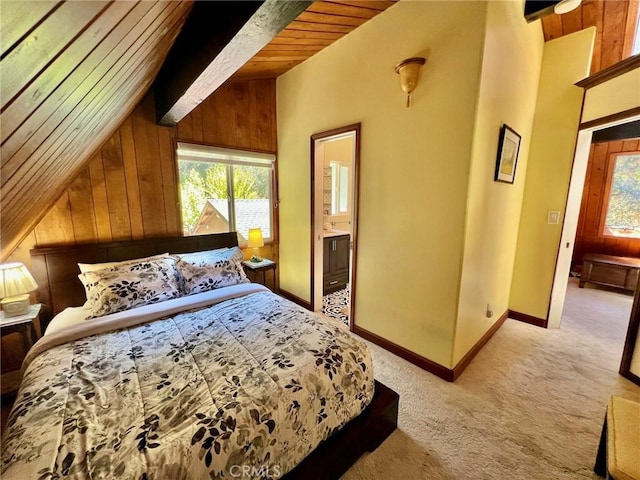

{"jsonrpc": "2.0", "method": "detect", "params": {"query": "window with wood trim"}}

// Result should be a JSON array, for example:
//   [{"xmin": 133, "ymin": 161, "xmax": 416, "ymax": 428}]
[
  {"xmin": 601, "ymin": 151, "xmax": 640, "ymax": 239},
  {"xmin": 176, "ymin": 142, "xmax": 275, "ymax": 243}
]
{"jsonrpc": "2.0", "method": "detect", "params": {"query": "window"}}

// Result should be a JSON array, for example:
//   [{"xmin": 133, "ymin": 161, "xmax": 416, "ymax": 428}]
[
  {"xmin": 176, "ymin": 142, "xmax": 275, "ymax": 243},
  {"xmin": 330, "ymin": 161, "xmax": 351, "ymax": 215},
  {"xmin": 601, "ymin": 152, "xmax": 640, "ymax": 239}
]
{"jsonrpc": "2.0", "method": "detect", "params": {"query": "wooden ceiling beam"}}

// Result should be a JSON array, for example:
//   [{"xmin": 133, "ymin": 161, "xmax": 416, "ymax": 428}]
[{"xmin": 153, "ymin": 0, "xmax": 311, "ymax": 126}]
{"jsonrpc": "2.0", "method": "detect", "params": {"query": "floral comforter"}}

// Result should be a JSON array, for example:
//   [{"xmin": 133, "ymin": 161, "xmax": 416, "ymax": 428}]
[{"xmin": 1, "ymin": 288, "xmax": 374, "ymax": 479}]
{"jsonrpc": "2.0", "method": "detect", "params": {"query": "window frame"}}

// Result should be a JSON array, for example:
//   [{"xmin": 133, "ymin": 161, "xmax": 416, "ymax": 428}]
[
  {"xmin": 175, "ymin": 141, "xmax": 277, "ymax": 245},
  {"xmin": 599, "ymin": 150, "xmax": 640, "ymax": 240}
]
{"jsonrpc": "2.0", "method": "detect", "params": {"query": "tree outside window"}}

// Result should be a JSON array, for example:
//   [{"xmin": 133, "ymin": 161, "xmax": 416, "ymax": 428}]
[
  {"xmin": 176, "ymin": 143, "xmax": 274, "ymax": 242},
  {"xmin": 602, "ymin": 152, "xmax": 640, "ymax": 239}
]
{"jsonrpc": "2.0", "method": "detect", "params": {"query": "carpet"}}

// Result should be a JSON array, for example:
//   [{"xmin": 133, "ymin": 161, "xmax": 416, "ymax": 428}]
[
  {"xmin": 342, "ymin": 279, "xmax": 640, "ymax": 479},
  {"xmin": 323, "ymin": 284, "xmax": 350, "ymax": 326}
]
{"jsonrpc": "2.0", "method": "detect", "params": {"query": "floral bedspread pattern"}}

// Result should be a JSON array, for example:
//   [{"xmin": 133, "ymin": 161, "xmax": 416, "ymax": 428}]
[{"xmin": 1, "ymin": 291, "xmax": 374, "ymax": 479}]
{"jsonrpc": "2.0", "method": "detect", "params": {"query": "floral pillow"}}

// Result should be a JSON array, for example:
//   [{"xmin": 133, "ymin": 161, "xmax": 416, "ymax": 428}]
[
  {"xmin": 176, "ymin": 247, "xmax": 249, "ymax": 295},
  {"xmin": 78, "ymin": 253, "xmax": 169, "ymax": 273},
  {"xmin": 79, "ymin": 257, "xmax": 182, "ymax": 318}
]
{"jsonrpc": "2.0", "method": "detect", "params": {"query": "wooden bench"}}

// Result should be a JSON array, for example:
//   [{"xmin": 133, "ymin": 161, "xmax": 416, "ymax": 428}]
[
  {"xmin": 594, "ymin": 396, "xmax": 640, "ymax": 480},
  {"xmin": 580, "ymin": 254, "xmax": 640, "ymax": 292}
]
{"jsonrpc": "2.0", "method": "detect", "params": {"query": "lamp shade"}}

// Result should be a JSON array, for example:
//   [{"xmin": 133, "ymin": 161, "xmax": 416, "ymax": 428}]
[
  {"xmin": 0, "ymin": 262, "xmax": 38, "ymax": 298},
  {"xmin": 247, "ymin": 228, "xmax": 264, "ymax": 248}
]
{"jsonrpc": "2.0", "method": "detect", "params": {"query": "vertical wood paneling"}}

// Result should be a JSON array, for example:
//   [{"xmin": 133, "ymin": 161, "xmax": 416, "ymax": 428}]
[
  {"xmin": 600, "ymin": 0, "xmax": 628, "ymax": 71},
  {"xmin": 102, "ymin": 132, "xmax": 132, "ymax": 240},
  {"xmin": 202, "ymin": 94, "xmax": 219, "ymax": 145},
  {"xmin": 120, "ymin": 117, "xmax": 144, "ymax": 238},
  {"xmin": 543, "ymin": 0, "xmax": 637, "ymax": 75},
  {"xmin": 190, "ymin": 104, "xmax": 204, "ymax": 143},
  {"xmin": 14, "ymin": 79, "xmax": 277, "ymax": 255},
  {"xmin": 581, "ymin": 0, "xmax": 604, "ymax": 73},
  {"xmin": 88, "ymin": 154, "xmax": 112, "ymax": 241},
  {"xmin": 34, "ymin": 193, "xmax": 75, "ymax": 245},
  {"xmin": 68, "ymin": 168, "xmax": 97, "ymax": 243},
  {"xmin": 132, "ymin": 95, "xmax": 168, "ymax": 236},
  {"xmin": 158, "ymin": 125, "xmax": 180, "ymax": 235},
  {"xmin": 573, "ymin": 139, "xmax": 640, "ymax": 267}
]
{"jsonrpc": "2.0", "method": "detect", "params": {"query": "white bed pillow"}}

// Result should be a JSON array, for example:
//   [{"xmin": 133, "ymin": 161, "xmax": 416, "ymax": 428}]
[
  {"xmin": 79, "ymin": 257, "xmax": 182, "ymax": 318},
  {"xmin": 78, "ymin": 253, "xmax": 169, "ymax": 273},
  {"xmin": 175, "ymin": 247, "xmax": 248, "ymax": 295}
]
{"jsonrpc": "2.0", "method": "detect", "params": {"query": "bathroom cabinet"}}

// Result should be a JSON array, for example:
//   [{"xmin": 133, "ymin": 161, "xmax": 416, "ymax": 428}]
[{"xmin": 323, "ymin": 234, "xmax": 350, "ymax": 294}]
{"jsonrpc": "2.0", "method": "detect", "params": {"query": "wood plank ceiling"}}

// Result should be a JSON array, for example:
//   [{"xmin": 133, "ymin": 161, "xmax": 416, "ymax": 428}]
[
  {"xmin": 232, "ymin": 0, "xmax": 398, "ymax": 80},
  {"xmin": 0, "ymin": 1, "xmax": 194, "ymax": 260},
  {"xmin": 0, "ymin": 0, "xmax": 397, "ymax": 260},
  {"xmin": 541, "ymin": 0, "xmax": 639, "ymax": 74}
]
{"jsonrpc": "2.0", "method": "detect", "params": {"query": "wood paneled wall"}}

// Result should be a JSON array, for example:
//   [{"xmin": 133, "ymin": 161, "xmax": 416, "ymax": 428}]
[
  {"xmin": 2, "ymin": 79, "xmax": 278, "ymax": 373},
  {"xmin": 573, "ymin": 139, "xmax": 640, "ymax": 268}
]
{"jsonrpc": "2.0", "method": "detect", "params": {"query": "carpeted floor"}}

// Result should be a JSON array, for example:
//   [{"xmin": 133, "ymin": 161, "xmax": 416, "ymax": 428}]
[{"xmin": 341, "ymin": 279, "xmax": 640, "ymax": 480}]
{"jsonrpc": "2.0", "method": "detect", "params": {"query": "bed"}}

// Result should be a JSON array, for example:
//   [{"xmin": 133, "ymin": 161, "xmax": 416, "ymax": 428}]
[{"xmin": 1, "ymin": 233, "xmax": 397, "ymax": 479}]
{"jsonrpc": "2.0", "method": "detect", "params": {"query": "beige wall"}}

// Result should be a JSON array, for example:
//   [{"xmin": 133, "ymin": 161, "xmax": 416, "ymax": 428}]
[
  {"xmin": 452, "ymin": 1, "xmax": 543, "ymax": 365},
  {"xmin": 510, "ymin": 29, "xmax": 595, "ymax": 320},
  {"xmin": 582, "ymin": 68, "xmax": 640, "ymax": 124},
  {"xmin": 278, "ymin": 0, "xmax": 488, "ymax": 367}
]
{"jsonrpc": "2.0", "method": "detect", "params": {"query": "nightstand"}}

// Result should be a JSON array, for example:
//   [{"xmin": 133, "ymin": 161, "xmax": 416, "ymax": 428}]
[
  {"xmin": 1, "ymin": 303, "xmax": 42, "ymax": 354},
  {"xmin": 1, "ymin": 304, "xmax": 42, "ymax": 395},
  {"xmin": 242, "ymin": 259, "xmax": 277, "ymax": 291}
]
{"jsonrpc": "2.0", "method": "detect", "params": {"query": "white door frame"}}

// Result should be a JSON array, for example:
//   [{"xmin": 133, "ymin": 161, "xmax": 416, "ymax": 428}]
[{"xmin": 548, "ymin": 114, "xmax": 640, "ymax": 328}]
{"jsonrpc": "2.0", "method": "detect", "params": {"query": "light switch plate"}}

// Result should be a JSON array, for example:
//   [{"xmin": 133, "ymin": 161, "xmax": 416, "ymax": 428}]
[{"xmin": 547, "ymin": 211, "xmax": 560, "ymax": 224}]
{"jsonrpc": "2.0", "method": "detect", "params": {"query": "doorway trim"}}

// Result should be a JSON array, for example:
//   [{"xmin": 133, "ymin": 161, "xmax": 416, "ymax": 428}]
[
  {"xmin": 310, "ymin": 123, "xmax": 361, "ymax": 331},
  {"xmin": 547, "ymin": 113, "xmax": 640, "ymax": 328}
]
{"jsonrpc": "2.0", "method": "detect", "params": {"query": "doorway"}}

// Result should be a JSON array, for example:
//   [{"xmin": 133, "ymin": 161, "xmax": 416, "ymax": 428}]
[
  {"xmin": 548, "ymin": 115, "xmax": 640, "ymax": 382},
  {"xmin": 310, "ymin": 124, "xmax": 361, "ymax": 330},
  {"xmin": 549, "ymin": 116, "xmax": 640, "ymax": 327}
]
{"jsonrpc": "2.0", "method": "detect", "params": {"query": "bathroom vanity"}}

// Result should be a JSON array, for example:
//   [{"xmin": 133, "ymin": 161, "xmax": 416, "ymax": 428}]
[{"xmin": 323, "ymin": 232, "xmax": 350, "ymax": 294}]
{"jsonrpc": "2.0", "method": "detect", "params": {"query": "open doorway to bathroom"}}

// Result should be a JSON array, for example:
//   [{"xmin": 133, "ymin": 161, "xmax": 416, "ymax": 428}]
[{"xmin": 310, "ymin": 124, "xmax": 360, "ymax": 329}]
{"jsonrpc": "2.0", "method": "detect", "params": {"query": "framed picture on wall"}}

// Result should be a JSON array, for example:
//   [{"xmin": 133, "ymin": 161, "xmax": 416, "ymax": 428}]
[{"xmin": 494, "ymin": 124, "xmax": 521, "ymax": 184}]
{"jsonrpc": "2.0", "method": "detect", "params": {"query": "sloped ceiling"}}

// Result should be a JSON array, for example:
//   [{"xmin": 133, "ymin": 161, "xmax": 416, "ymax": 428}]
[
  {"xmin": 0, "ymin": 1, "xmax": 194, "ymax": 260},
  {"xmin": 0, "ymin": 0, "xmax": 398, "ymax": 261},
  {"xmin": 541, "ymin": 0, "xmax": 639, "ymax": 74}
]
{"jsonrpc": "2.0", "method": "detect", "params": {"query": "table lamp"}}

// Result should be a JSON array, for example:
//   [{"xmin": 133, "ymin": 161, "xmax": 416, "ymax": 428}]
[
  {"xmin": 0, "ymin": 262, "xmax": 38, "ymax": 317},
  {"xmin": 248, "ymin": 228, "xmax": 264, "ymax": 263}
]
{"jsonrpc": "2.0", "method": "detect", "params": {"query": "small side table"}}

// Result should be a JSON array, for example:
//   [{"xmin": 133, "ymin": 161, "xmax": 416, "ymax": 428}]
[
  {"xmin": 0, "ymin": 303, "xmax": 42, "ymax": 355},
  {"xmin": 242, "ymin": 259, "xmax": 277, "ymax": 291}
]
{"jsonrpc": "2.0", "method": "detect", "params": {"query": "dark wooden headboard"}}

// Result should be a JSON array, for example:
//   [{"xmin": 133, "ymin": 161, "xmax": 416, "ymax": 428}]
[{"xmin": 30, "ymin": 232, "xmax": 239, "ymax": 327}]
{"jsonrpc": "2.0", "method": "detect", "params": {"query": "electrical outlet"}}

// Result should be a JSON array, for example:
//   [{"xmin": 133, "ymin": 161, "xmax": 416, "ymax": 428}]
[{"xmin": 486, "ymin": 304, "xmax": 494, "ymax": 318}]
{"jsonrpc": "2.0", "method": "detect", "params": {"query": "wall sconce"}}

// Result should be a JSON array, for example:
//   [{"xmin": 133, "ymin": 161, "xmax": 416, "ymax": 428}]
[{"xmin": 395, "ymin": 57, "xmax": 426, "ymax": 108}]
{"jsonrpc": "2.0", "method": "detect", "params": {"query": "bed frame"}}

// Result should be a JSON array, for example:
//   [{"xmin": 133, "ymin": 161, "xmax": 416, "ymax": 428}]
[{"xmin": 29, "ymin": 232, "xmax": 399, "ymax": 479}]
